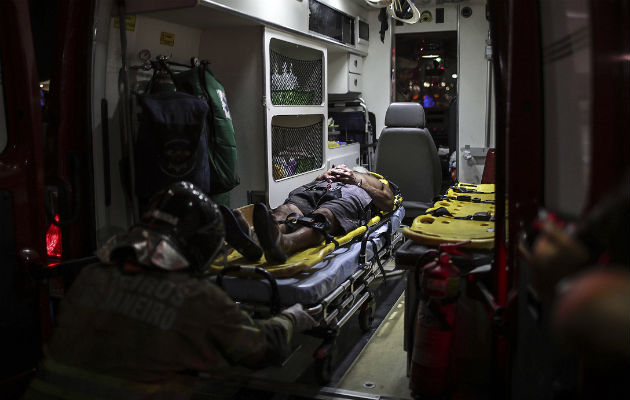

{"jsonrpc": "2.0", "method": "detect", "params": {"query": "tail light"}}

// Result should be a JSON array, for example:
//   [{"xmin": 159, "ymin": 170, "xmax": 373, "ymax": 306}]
[{"xmin": 46, "ymin": 214, "xmax": 62, "ymax": 259}]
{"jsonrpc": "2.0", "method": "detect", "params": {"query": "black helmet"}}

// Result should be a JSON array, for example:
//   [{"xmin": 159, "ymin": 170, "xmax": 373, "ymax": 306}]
[{"xmin": 140, "ymin": 181, "xmax": 225, "ymax": 273}]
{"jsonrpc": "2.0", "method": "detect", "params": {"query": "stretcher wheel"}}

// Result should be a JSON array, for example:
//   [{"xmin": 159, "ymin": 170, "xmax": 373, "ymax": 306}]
[
  {"xmin": 358, "ymin": 296, "xmax": 376, "ymax": 332},
  {"xmin": 314, "ymin": 340, "xmax": 337, "ymax": 384}
]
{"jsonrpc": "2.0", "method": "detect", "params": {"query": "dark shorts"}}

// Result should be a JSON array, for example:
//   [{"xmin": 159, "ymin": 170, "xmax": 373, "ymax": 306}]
[{"xmin": 284, "ymin": 181, "xmax": 372, "ymax": 234}]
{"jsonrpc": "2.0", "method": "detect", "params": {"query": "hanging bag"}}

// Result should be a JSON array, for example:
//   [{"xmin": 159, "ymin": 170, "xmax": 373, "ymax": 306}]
[
  {"xmin": 134, "ymin": 90, "xmax": 211, "ymax": 205},
  {"xmin": 174, "ymin": 64, "xmax": 240, "ymax": 195}
]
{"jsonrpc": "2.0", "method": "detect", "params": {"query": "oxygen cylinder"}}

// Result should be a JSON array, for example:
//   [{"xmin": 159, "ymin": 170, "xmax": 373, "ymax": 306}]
[{"xmin": 409, "ymin": 251, "xmax": 461, "ymax": 399}]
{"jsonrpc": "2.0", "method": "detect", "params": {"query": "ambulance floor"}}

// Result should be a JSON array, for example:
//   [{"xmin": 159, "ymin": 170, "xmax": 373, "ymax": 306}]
[{"xmin": 335, "ymin": 291, "xmax": 410, "ymax": 399}]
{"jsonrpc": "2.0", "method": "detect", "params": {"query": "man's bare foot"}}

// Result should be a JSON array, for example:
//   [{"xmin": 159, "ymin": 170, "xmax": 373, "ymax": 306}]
[
  {"xmin": 218, "ymin": 205, "xmax": 263, "ymax": 261},
  {"xmin": 253, "ymin": 203, "xmax": 288, "ymax": 265}
]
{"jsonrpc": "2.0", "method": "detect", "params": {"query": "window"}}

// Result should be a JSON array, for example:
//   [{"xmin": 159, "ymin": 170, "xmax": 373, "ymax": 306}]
[
  {"xmin": 309, "ymin": 0, "xmax": 355, "ymax": 45},
  {"xmin": 395, "ymin": 31, "xmax": 457, "ymax": 148},
  {"xmin": 358, "ymin": 19, "xmax": 369, "ymax": 43}
]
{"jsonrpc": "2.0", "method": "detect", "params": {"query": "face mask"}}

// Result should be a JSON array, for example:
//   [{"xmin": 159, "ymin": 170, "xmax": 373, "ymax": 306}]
[
  {"xmin": 97, "ymin": 227, "xmax": 190, "ymax": 271},
  {"xmin": 149, "ymin": 239, "xmax": 189, "ymax": 270}
]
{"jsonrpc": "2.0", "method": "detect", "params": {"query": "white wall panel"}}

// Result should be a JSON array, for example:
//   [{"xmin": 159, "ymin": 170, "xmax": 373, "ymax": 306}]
[
  {"xmin": 362, "ymin": 8, "xmax": 393, "ymax": 140},
  {"xmin": 457, "ymin": 3, "xmax": 490, "ymax": 183},
  {"xmin": 395, "ymin": 4, "xmax": 458, "ymax": 33},
  {"xmin": 99, "ymin": 14, "xmax": 203, "ymax": 236},
  {"xmin": 198, "ymin": 26, "xmax": 265, "ymax": 208}
]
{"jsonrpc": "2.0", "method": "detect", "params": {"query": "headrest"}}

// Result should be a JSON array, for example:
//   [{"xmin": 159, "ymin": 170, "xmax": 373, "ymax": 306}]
[{"xmin": 384, "ymin": 102, "xmax": 425, "ymax": 128}]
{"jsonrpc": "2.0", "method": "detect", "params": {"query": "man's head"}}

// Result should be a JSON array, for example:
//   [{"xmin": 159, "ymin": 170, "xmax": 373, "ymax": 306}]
[{"xmin": 99, "ymin": 182, "xmax": 224, "ymax": 275}]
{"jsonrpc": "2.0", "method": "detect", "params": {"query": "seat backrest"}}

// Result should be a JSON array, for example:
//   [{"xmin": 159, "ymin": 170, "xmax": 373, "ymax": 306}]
[{"xmin": 375, "ymin": 102, "xmax": 441, "ymax": 208}]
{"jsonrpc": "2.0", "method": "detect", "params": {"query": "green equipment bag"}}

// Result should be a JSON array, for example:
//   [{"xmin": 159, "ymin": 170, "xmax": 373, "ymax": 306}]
[{"xmin": 174, "ymin": 64, "xmax": 240, "ymax": 195}]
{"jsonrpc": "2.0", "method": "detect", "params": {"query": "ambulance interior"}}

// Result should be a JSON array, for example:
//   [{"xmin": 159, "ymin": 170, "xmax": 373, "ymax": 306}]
[
  {"xmin": 87, "ymin": 1, "xmax": 496, "ymax": 397},
  {"xmin": 3, "ymin": 0, "xmax": 626, "ymax": 399}
]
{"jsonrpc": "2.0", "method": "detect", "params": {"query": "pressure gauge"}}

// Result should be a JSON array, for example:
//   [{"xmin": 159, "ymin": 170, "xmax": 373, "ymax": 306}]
[{"xmin": 138, "ymin": 49, "xmax": 151, "ymax": 62}]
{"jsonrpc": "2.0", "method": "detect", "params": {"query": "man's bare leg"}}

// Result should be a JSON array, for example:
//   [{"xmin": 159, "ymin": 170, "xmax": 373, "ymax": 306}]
[
  {"xmin": 253, "ymin": 204, "xmax": 341, "ymax": 264},
  {"xmin": 270, "ymin": 203, "xmax": 304, "ymax": 234},
  {"xmin": 277, "ymin": 208, "xmax": 341, "ymax": 253}
]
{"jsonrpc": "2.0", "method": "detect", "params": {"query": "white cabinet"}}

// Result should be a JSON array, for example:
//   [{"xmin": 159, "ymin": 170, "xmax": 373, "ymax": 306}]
[{"xmin": 328, "ymin": 52, "xmax": 364, "ymax": 94}]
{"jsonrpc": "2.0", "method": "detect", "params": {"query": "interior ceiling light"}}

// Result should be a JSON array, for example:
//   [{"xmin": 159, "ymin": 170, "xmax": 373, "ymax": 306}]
[{"xmin": 421, "ymin": 54, "xmax": 440, "ymax": 58}]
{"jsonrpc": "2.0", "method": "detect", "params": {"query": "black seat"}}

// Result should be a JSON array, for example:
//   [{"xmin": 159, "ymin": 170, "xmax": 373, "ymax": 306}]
[{"xmin": 375, "ymin": 102, "xmax": 441, "ymax": 220}]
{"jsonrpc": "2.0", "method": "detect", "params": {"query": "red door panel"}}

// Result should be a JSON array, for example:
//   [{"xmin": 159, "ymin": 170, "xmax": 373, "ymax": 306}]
[{"xmin": 0, "ymin": 0, "xmax": 49, "ymax": 390}]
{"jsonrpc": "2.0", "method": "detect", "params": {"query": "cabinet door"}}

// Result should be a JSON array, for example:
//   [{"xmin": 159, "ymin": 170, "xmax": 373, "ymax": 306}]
[
  {"xmin": 264, "ymin": 28, "xmax": 328, "ymax": 208},
  {"xmin": 348, "ymin": 54, "xmax": 363, "ymax": 74},
  {"xmin": 348, "ymin": 72, "xmax": 362, "ymax": 93}
]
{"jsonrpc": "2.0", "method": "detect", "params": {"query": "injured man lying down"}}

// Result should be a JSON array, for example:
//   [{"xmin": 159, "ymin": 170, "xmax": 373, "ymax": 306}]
[{"xmin": 219, "ymin": 165, "xmax": 396, "ymax": 265}]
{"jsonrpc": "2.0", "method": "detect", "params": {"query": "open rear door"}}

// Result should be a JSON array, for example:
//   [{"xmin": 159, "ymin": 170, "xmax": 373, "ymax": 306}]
[{"xmin": 0, "ymin": 0, "xmax": 50, "ymax": 394}]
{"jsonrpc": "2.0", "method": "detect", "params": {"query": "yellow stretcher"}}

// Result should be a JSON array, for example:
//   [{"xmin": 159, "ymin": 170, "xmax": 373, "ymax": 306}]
[
  {"xmin": 211, "ymin": 206, "xmax": 385, "ymax": 278},
  {"xmin": 401, "ymin": 215, "xmax": 495, "ymax": 249},
  {"xmin": 211, "ymin": 198, "xmax": 402, "ymax": 278},
  {"xmin": 426, "ymin": 199, "xmax": 496, "ymax": 219},
  {"xmin": 213, "ymin": 172, "xmax": 403, "ymax": 278},
  {"xmin": 445, "ymin": 188, "xmax": 495, "ymax": 203},
  {"xmin": 451, "ymin": 182, "xmax": 495, "ymax": 194},
  {"xmin": 402, "ymin": 183, "xmax": 495, "ymax": 249}
]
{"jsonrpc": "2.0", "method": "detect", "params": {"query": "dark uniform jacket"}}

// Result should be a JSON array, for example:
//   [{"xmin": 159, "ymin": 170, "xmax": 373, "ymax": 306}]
[{"xmin": 25, "ymin": 263, "xmax": 293, "ymax": 399}]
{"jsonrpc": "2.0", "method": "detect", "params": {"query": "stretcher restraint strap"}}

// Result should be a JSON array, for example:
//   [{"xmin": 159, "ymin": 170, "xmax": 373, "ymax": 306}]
[
  {"xmin": 369, "ymin": 238, "xmax": 387, "ymax": 281},
  {"xmin": 427, "ymin": 207, "xmax": 493, "ymax": 221},
  {"xmin": 368, "ymin": 216, "xmax": 395, "ymax": 281},
  {"xmin": 441, "ymin": 194, "xmax": 495, "ymax": 204},
  {"xmin": 281, "ymin": 214, "xmax": 340, "ymax": 248}
]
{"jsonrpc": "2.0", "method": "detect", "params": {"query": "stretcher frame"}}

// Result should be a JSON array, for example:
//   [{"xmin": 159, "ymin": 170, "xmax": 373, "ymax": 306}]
[{"xmin": 214, "ymin": 207, "xmax": 405, "ymax": 383}]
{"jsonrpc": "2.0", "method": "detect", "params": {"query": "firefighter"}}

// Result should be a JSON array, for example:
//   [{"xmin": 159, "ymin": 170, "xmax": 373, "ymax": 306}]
[{"xmin": 23, "ymin": 181, "xmax": 317, "ymax": 399}]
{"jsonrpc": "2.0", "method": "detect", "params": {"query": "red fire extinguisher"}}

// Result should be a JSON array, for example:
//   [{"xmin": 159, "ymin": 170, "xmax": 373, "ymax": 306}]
[{"xmin": 409, "ymin": 242, "xmax": 468, "ymax": 399}]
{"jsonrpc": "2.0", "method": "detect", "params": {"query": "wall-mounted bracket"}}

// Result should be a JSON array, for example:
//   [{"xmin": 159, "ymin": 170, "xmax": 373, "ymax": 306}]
[{"xmin": 461, "ymin": 145, "xmax": 489, "ymax": 160}]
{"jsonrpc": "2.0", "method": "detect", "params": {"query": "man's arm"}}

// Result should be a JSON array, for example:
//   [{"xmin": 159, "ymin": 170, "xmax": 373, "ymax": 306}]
[
  {"xmin": 357, "ymin": 172, "xmax": 395, "ymax": 211},
  {"xmin": 325, "ymin": 165, "xmax": 394, "ymax": 212}
]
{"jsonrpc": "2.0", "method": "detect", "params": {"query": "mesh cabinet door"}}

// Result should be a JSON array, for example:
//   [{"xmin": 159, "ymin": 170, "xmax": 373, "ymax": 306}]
[{"xmin": 264, "ymin": 30, "xmax": 327, "ymax": 208}]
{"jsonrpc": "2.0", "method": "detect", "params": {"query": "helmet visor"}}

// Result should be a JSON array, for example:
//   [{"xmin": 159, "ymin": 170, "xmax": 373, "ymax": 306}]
[{"xmin": 96, "ymin": 226, "xmax": 190, "ymax": 271}]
